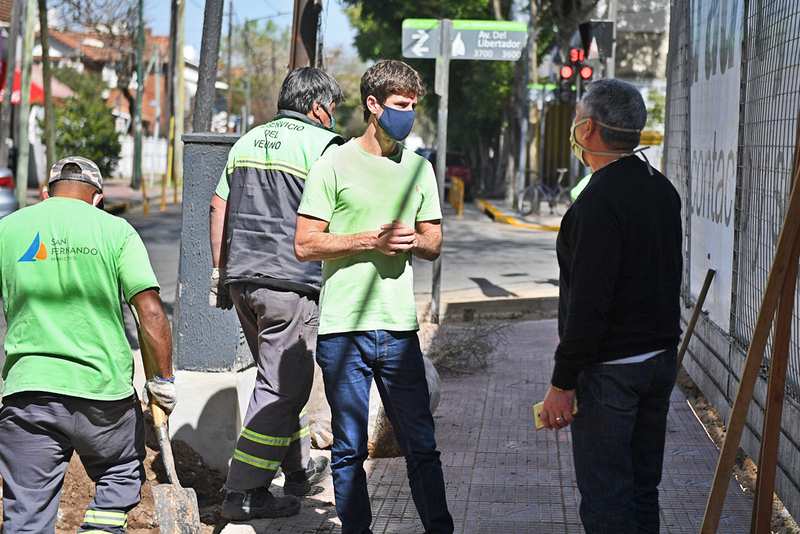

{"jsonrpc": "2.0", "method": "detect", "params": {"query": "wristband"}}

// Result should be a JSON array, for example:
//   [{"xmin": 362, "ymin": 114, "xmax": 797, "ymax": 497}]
[{"xmin": 153, "ymin": 375, "xmax": 175, "ymax": 384}]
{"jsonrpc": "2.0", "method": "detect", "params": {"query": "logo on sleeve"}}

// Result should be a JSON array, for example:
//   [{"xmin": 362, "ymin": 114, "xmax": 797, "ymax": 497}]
[{"xmin": 18, "ymin": 232, "xmax": 48, "ymax": 262}]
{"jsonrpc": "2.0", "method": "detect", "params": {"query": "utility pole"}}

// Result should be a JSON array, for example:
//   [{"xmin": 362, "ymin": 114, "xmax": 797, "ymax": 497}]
[
  {"xmin": 430, "ymin": 19, "xmax": 452, "ymax": 324},
  {"xmin": 38, "ymin": 0, "xmax": 55, "ymax": 172},
  {"xmin": 289, "ymin": 0, "xmax": 321, "ymax": 69},
  {"xmin": 15, "ymin": 0, "xmax": 35, "ymax": 207},
  {"xmin": 607, "ymin": 0, "xmax": 617, "ymax": 78},
  {"xmin": 0, "ymin": 0, "xmax": 21, "ymax": 168},
  {"xmin": 242, "ymin": 20, "xmax": 251, "ymax": 132},
  {"xmin": 163, "ymin": 0, "xmax": 177, "ymax": 210},
  {"xmin": 173, "ymin": 0, "xmax": 185, "ymax": 201},
  {"xmin": 153, "ymin": 50, "xmax": 161, "ymax": 140},
  {"xmin": 132, "ymin": 0, "xmax": 144, "ymax": 190},
  {"xmin": 514, "ymin": 0, "xmax": 536, "ymax": 212},
  {"xmin": 193, "ymin": 0, "xmax": 224, "ymax": 132},
  {"xmin": 226, "ymin": 0, "xmax": 233, "ymax": 131}
]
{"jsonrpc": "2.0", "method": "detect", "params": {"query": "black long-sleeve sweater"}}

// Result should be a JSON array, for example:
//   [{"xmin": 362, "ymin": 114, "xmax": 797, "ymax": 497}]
[{"xmin": 551, "ymin": 155, "xmax": 683, "ymax": 390}]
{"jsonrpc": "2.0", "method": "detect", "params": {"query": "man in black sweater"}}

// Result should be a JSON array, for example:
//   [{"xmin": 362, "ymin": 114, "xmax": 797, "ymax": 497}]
[{"xmin": 540, "ymin": 79, "xmax": 683, "ymax": 534}]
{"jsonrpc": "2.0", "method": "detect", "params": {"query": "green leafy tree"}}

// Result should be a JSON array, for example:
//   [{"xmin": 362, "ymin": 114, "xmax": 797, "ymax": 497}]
[
  {"xmin": 47, "ymin": 67, "xmax": 121, "ymax": 177},
  {"xmin": 57, "ymin": 0, "xmax": 140, "ymax": 134},
  {"xmin": 645, "ymin": 88, "xmax": 665, "ymax": 130},
  {"xmin": 221, "ymin": 19, "xmax": 291, "ymax": 128},
  {"xmin": 324, "ymin": 48, "xmax": 369, "ymax": 138}
]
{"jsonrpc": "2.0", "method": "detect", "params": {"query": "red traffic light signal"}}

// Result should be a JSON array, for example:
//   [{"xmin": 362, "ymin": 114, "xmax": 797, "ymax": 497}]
[
  {"xmin": 569, "ymin": 47, "xmax": 586, "ymax": 63},
  {"xmin": 579, "ymin": 65, "xmax": 594, "ymax": 80},
  {"xmin": 560, "ymin": 65, "xmax": 575, "ymax": 80}
]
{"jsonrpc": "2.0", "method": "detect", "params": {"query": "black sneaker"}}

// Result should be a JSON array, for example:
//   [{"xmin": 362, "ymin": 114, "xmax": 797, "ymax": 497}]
[
  {"xmin": 221, "ymin": 488, "xmax": 301, "ymax": 520},
  {"xmin": 283, "ymin": 456, "xmax": 330, "ymax": 497}
]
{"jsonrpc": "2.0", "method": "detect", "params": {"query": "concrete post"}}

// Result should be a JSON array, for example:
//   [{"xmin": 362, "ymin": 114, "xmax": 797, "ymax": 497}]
[
  {"xmin": 174, "ymin": 133, "xmax": 241, "ymax": 371},
  {"xmin": 168, "ymin": 132, "xmax": 252, "ymax": 472}
]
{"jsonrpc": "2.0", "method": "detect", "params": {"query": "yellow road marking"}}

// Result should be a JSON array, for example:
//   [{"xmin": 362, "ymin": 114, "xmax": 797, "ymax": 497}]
[{"xmin": 476, "ymin": 199, "xmax": 560, "ymax": 232}]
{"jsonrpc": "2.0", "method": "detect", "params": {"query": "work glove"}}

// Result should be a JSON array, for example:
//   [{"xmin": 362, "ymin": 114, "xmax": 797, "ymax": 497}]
[
  {"xmin": 145, "ymin": 376, "xmax": 177, "ymax": 414},
  {"xmin": 210, "ymin": 267, "xmax": 233, "ymax": 310}
]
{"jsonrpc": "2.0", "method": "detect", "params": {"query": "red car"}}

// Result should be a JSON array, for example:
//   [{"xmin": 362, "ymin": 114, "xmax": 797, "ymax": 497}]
[{"xmin": 415, "ymin": 149, "xmax": 474, "ymax": 200}]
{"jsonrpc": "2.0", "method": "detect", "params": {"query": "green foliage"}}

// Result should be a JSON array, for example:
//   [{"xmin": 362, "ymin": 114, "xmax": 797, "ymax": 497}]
[
  {"xmin": 646, "ymin": 89, "xmax": 665, "ymax": 130},
  {"xmin": 222, "ymin": 19, "xmax": 291, "ymax": 127},
  {"xmin": 47, "ymin": 67, "xmax": 121, "ymax": 177},
  {"xmin": 324, "ymin": 49, "xmax": 369, "ymax": 138}
]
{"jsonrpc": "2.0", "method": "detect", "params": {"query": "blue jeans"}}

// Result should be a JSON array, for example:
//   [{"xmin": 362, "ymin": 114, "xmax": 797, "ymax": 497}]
[
  {"xmin": 571, "ymin": 348, "xmax": 678, "ymax": 534},
  {"xmin": 316, "ymin": 330, "xmax": 454, "ymax": 534}
]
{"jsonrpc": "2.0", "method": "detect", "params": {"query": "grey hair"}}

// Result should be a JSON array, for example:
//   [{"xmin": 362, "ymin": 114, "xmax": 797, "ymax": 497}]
[
  {"xmin": 580, "ymin": 79, "xmax": 647, "ymax": 149},
  {"xmin": 277, "ymin": 67, "xmax": 344, "ymax": 115}
]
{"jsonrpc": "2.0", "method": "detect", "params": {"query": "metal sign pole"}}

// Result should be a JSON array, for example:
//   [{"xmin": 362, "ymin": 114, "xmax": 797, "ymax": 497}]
[
  {"xmin": 402, "ymin": 17, "xmax": 527, "ymax": 323},
  {"xmin": 430, "ymin": 19, "xmax": 451, "ymax": 324}
]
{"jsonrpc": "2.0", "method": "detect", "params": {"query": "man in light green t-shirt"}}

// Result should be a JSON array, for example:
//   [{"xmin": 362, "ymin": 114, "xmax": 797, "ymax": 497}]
[
  {"xmin": 0, "ymin": 157, "xmax": 175, "ymax": 534},
  {"xmin": 296, "ymin": 60, "xmax": 454, "ymax": 534}
]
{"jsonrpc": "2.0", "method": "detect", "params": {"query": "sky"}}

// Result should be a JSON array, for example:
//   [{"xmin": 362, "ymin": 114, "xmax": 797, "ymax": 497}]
[{"xmin": 148, "ymin": 0, "xmax": 358, "ymax": 62}]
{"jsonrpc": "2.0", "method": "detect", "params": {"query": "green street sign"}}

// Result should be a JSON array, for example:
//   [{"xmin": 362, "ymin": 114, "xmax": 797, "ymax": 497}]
[
  {"xmin": 528, "ymin": 83, "xmax": 557, "ymax": 90},
  {"xmin": 402, "ymin": 18, "xmax": 528, "ymax": 62}
]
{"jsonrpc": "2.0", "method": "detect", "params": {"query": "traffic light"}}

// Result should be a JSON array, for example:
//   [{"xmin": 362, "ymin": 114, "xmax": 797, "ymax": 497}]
[
  {"xmin": 558, "ymin": 64, "xmax": 576, "ymax": 103},
  {"xmin": 569, "ymin": 47, "xmax": 586, "ymax": 64},
  {"xmin": 579, "ymin": 65, "xmax": 594, "ymax": 80}
]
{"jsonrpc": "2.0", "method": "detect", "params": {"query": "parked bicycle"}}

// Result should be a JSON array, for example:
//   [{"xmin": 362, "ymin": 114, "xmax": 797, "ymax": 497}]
[{"xmin": 517, "ymin": 168, "xmax": 572, "ymax": 216}]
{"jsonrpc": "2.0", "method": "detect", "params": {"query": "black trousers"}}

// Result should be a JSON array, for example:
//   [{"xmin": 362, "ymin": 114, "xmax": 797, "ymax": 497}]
[{"xmin": 571, "ymin": 348, "xmax": 677, "ymax": 534}]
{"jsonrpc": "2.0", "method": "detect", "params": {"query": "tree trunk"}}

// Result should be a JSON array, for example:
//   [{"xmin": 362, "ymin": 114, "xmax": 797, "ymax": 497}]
[
  {"xmin": 122, "ymin": 87, "xmax": 136, "ymax": 135},
  {"xmin": 492, "ymin": 0, "xmax": 503, "ymax": 19},
  {"xmin": 38, "ymin": 0, "xmax": 56, "ymax": 171}
]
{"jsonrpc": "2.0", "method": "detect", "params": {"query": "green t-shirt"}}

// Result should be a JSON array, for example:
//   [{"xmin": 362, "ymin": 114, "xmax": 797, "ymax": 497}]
[
  {"xmin": 571, "ymin": 173, "xmax": 593, "ymax": 201},
  {"xmin": 298, "ymin": 140, "xmax": 442, "ymax": 335},
  {"xmin": 0, "ymin": 197, "xmax": 160, "ymax": 401},
  {"xmin": 215, "ymin": 173, "xmax": 229, "ymax": 200}
]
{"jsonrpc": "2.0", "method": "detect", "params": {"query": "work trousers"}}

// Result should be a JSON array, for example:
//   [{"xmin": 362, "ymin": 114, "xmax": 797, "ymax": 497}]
[
  {"xmin": 571, "ymin": 348, "xmax": 678, "ymax": 534},
  {"xmin": 316, "ymin": 330, "xmax": 454, "ymax": 534},
  {"xmin": 225, "ymin": 283, "xmax": 317, "ymax": 490},
  {"xmin": 0, "ymin": 393, "xmax": 145, "ymax": 534}
]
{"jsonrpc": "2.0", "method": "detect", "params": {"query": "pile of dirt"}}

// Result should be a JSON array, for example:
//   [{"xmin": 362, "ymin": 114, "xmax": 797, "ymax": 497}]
[{"xmin": 0, "ymin": 406, "xmax": 226, "ymax": 533}]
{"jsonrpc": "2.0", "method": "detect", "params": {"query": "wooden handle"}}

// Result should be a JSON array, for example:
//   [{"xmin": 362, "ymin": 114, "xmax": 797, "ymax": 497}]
[
  {"xmin": 150, "ymin": 397, "xmax": 169, "ymax": 428},
  {"xmin": 677, "ymin": 268, "xmax": 716, "ymax": 368}
]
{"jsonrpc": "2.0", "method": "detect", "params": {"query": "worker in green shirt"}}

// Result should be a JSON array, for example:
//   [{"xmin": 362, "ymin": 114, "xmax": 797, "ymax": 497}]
[
  {"xmin": 0, "ymin": 157, "xmax": 175, "ymax": 534},
  {"xmin": 296, "ymin": 60, "xmax": 454, "ymax": 534}
]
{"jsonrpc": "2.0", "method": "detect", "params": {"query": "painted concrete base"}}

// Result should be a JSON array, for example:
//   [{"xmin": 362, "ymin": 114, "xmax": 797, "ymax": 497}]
[
  {"xmin": 133, "ymin": 352, "xmax": 243, "ymax": 474},
  {"xmin": 129, "ymin": 350, "xmax": 441, "ymax": 474}
]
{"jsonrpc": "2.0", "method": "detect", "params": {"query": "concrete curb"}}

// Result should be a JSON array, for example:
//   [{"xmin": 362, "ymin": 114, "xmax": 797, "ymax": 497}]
[
  {"xmin": 423, "ymin": 295, "xmax": 559, "ymax": 323},
  {"xmin": 476, "ymin": 198, "xmax": 560, "ymax": 232}
]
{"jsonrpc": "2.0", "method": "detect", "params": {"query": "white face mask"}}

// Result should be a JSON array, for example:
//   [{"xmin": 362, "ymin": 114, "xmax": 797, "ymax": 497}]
[{"xmin": 569, "ymin": 118, "xmax": 648, "ymax": 166}]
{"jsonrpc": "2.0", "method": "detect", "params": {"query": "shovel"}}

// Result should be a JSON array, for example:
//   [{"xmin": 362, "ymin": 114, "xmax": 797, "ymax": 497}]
[{"xmin": 149, "ymin": 399, "xmax": 202, "ymax": 533}]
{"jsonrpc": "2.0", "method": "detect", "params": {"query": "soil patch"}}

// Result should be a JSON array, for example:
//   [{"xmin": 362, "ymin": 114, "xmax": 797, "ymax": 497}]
[{"xmin": 0, "ymin": 405, "xmax": 225, "ymax": 533}]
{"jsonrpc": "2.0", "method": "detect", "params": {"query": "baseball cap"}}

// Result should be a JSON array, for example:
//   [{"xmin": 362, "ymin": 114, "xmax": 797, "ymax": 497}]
[{"xmin": 48, "ymin": 156, "xmax": 103, "ymax": 192}]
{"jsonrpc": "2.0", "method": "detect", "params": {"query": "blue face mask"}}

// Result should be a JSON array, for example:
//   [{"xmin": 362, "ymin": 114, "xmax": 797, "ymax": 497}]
[{"xmin": 378, "ymin": 105, "xmax": 415, "ymax": 141}]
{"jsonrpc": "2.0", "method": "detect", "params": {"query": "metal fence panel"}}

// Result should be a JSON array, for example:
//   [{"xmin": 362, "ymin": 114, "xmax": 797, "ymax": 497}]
[
  {"xmin": 664, "ymin": 0, "xmax": 692, "ymax": 301},
  {"xmin": 735, "ymin": 0, "xmax": 800, "ymax": 401}
]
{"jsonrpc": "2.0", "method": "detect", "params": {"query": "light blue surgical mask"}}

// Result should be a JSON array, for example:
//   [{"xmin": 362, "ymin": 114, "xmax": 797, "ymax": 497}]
[{"xmin": 323, "ymin": 104, "xmax": 336, "ymax": 131}]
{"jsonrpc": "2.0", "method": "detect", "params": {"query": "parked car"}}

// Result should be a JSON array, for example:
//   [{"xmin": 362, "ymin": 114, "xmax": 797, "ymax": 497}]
[
  {"xmin": 415, "ymin": 148, "xmax": 474, "ymax": 200},
  {"xmin": 0, "ymin": 167, "xmax": 19, "ymax": 219}
]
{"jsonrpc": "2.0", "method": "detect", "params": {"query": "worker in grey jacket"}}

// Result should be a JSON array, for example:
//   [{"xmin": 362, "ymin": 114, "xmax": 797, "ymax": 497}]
[{"xmin": 209, "ymin": 67, "xmax": 344, "ymax": 520}]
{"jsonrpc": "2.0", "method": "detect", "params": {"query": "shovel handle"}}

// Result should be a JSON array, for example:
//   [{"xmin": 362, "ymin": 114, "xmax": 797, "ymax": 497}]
[{"xmin": 150, "ymin": 398, "xmax": 169, "ymax": 428}]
